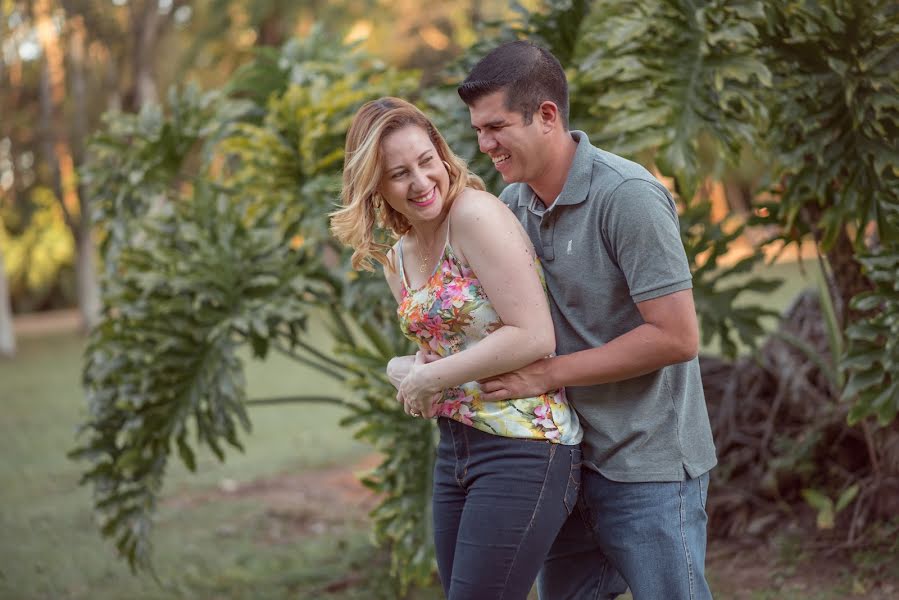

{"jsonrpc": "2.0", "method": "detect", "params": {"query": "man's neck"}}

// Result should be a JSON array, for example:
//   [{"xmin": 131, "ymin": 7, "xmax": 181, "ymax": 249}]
[{"xmin": 530, "ymin": 132, "xmax": 578, "ymax": 208}]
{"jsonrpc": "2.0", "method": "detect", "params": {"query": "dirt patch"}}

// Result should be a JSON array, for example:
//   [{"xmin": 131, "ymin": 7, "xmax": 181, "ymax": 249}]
[
  {"xmin": 164, "ymin": 454, "xmax": 899, "ymax": 598},
  {"xmin": 164, "ymin": 455, "xmax": 381, "ymax": 543},
  {"xmin": 707, "ymin": 536, "xmax": 898, "ymax": 599},
  {"xmin": 12, "ymin": 308, "xmax": 83, "ymax": 337}
]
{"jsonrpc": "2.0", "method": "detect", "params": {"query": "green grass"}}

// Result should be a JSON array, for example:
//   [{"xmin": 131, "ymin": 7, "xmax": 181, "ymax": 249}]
[{"xmin": 0, "ymin": 329, "xmax": 372, "ymax": 600}]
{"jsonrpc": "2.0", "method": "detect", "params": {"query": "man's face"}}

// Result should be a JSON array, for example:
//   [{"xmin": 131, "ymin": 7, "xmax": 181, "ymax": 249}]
[{"xmin": 468, "ymin": 90, "xmax": 547, "ymax": 185}]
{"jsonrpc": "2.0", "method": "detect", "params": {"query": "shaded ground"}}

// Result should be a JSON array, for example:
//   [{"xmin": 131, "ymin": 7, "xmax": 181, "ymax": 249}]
[
  {"xmin": 12, "ymin": 308, "xmax": 81, "ymax": 337},
  {"xmin": 167, "ymin": 457, "xmax": 899, "ymax": 600},
  {"xmin": 6, "ymin": 283, "xmax": 896, "ymax": 599},
  {"xmin": 165, "ymin": 455, "xmax": 382, "ymax": 545}
]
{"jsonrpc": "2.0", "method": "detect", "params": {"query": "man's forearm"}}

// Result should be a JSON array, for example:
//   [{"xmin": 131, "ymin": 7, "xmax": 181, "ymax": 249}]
[{"xmin": 546, "ymin": 322, "xmax": 697, "ymax": 389}]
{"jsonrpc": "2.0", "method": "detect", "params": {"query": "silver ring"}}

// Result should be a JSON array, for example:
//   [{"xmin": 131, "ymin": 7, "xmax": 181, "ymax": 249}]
[{"xmin": 411, "ymin": 411, "xmax": 421, "ymax": 417}]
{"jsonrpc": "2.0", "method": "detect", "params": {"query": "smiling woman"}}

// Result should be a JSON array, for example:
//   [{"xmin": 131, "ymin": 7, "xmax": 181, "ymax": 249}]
[{"xmin": 329, "ymin": 97, "xmax": 582, "ymax": 600}]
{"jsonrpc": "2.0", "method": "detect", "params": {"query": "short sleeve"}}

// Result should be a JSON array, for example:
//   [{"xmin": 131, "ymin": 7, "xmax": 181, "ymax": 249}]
[{"xmin": 601, "ymin": 179, "xmax": 693, "ymax": 303}]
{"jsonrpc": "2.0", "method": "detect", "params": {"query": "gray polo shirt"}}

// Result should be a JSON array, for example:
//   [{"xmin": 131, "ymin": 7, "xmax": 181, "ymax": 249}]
[{"xmin": 499, "ymin": 131, "xmax": 717, "ymax": 482}]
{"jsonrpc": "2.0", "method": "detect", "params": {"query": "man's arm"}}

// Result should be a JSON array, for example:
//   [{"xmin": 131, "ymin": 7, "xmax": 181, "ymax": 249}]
[{"xmin": 479, "ymin": 288, "xmax": 699, "ymax": 401}]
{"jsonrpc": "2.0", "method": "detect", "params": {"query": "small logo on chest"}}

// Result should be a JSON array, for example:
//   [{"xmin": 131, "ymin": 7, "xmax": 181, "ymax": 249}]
[{"xmin": 566, "ymin": 240, "xmax": 573, "ymax": 255}]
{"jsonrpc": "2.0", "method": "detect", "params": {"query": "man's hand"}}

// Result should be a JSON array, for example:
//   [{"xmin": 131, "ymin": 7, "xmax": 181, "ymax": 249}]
[{"xmin": 478, "ymin": 356, "xmax": 555, "ymax": 401}]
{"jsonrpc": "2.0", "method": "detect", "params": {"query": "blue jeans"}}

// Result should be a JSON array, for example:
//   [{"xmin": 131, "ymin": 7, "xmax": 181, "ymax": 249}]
[
  {"xmin": 433, "ymin": 417, "xmax": 582, "ymax": 600},
  {"xmin": 537, "ymin": 468, "xmax": 713, "ymax": 600}
]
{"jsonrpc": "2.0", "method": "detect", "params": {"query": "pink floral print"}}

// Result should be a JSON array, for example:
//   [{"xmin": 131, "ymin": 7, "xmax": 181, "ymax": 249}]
[{"xmin": 397, "ymin": 241, "xmax": 581, "ymax": 444}]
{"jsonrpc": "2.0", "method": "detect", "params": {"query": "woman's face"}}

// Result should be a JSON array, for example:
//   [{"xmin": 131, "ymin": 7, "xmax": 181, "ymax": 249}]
[{"xmin": 377, "ymin": 125, "xmax": 450, "ymax": 227}]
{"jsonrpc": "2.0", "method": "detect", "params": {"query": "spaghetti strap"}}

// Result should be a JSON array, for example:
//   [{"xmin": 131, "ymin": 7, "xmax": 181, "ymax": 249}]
[
  {"xmin": 397, "ymin": 237, "xmax": 411, "ymax": 292},
  {"xmin": 443, "ymin": 213, "xmax": 467, "ymax": 269}
]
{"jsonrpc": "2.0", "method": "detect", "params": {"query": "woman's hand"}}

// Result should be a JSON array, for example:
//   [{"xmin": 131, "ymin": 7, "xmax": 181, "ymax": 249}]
[
  {"xmin": 399, "ymin": 351, "xmax": 442, "ymax": 418},
  {"xmin": 386, "ymin": 355, "xmax": 416, "ymax": 390}
]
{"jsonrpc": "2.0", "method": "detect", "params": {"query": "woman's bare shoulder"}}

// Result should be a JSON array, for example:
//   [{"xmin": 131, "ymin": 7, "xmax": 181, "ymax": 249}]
[{"xmin": 450, "ymin": 188, "xmax": 513, "ymax": 225}]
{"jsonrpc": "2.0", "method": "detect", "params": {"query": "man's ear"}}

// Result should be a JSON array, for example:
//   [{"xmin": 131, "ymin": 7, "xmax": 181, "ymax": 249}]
[{"xmin": 538, "ymin": 101, "xmax": 561, "ymax": 132}]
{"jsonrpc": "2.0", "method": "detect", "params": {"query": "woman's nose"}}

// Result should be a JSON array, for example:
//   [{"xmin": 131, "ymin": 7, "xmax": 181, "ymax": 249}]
[{"xmin": 410, "ymin": 169, "xmax": 430, "ymax": 192}]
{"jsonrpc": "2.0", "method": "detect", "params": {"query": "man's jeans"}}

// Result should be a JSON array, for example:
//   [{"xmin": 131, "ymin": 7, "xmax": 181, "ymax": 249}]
[
  {"xmin": 537, "ymin": 467, "xmax": 713, "ymax": 600},
  {"xmin": 433, "ymin": 417, "xmax": 582, "ymax": 600}
]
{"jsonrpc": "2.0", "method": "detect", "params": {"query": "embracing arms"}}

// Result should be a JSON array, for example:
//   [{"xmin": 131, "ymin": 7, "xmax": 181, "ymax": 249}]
[
  {"xmin": 478, "ymin": 289, "xmax": 698, "ymax": 400},
  {"xmin": 384, "ymin": 190, "xmax": 557, "ymax": 415}
]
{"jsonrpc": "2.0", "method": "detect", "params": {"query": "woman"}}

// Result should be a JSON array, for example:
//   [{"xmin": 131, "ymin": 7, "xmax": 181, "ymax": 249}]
[{"xmin": 330, "ymin": 97, "xmax": 581, "ymax": 600}]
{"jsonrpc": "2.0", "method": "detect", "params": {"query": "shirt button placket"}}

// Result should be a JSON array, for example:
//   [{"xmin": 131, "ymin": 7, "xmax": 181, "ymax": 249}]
[{"xmin": 541, "ymin": 217, "xmax": 554, "ymax": 261}]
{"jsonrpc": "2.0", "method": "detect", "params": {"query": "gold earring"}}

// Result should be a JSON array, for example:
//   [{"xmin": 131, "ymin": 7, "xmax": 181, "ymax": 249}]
[{"xmin": 372, "ymin": 193, "xmax": 382, "ymax": 209}]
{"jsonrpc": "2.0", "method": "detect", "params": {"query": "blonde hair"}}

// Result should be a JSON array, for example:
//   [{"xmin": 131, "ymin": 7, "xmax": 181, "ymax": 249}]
[{"xmin": 330, "ymin": 97, "xmax": 485, "ymax": 272}]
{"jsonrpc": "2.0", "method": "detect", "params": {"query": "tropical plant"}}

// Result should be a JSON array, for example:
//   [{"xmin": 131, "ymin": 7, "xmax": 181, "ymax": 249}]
[
  {"xmin": 844, "ymin": 239, "xmax": 899, "ymax": 426},
  {"xmin": 73, "ymin": 38, "xmax": 437, "ymax": 596}
]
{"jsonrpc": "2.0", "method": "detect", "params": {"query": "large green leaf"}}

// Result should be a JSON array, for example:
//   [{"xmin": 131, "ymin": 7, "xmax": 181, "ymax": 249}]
[{"xmin": 575, "ymin": 0, "xmax": 770, "ymax": 201}]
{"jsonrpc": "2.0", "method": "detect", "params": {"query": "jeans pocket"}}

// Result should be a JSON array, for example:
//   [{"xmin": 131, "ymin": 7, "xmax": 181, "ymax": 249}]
[{"xmin": 562, "ymin": 446, "xmax": 582, "ymax": 514}]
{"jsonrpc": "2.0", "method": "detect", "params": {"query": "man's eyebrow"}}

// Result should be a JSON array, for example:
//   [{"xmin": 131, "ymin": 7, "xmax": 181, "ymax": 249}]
[
  {"xmin": 471, "ymin": 119, "xmax": 508, "ymax": 130},
  {"xmin": 386, "ymin": 150, "xmax": 432, "ymax": 172}
]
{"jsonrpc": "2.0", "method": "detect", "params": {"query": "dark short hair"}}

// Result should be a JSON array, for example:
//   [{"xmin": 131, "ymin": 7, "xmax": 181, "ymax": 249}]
[{"xmin": 458, "ymin": 41, "xmax": 569, "ymax": 127}]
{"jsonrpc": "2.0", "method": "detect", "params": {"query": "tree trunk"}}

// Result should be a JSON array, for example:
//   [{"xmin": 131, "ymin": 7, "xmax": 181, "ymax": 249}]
[
  {"xmin": 256, "ymin": 9, "xmax": 286, "ymax": 47},
  {"xmin": 0, "ymin": 247, "xmax": 15, "ymax": 358},
  {"xmin": 75, "ymin": 229, "xmax": 101, "ymax": 329},
  {"xmin": 801, "ymin": 201, "xmax": 873, "ymax": 326},
  {"xmin": 69, "ymin": 15, "xmax": 101, "ymax": 330},
  {"xmin": 36, "ymin": 0, "xmax": 99, "ymax": 330},
  {"xmin": 126, "ymin": 0, "xmax": 162, "ymax": 111},
  {"xmin": 826, "ymin": 227, "xmax": 873, "ymax": 326}
]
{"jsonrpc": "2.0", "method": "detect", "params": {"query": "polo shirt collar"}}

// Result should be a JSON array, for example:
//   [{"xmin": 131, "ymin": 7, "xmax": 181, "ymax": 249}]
[{"xmin": 516, "ymin": 130, "xmax": 593, "ymax": 209}]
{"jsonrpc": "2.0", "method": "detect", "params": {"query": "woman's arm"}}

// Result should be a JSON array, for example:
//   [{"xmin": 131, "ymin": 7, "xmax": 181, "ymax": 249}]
[
  {"xmin": 400, "ymin": 189, "xmax": 556, "ymax": 413},
  {"xmin": 382, "ymin": 247, "xmax": 440, "ymax": 415}
]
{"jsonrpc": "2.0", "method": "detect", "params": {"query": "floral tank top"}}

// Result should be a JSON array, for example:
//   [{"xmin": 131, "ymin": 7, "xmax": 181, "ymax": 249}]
[{"xmin": 396, "ymin": 232, "xmax": 582, "ymax": 445}]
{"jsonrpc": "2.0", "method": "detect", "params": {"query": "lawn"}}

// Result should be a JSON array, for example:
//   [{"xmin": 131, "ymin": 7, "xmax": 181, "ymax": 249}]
[
  {"xmin": 6, "ymin": 258, "xmax": 881, "ymax": 600},
  {"xmin": 0, "ymin": 325, "xmax": 377, "ymax": 600}
]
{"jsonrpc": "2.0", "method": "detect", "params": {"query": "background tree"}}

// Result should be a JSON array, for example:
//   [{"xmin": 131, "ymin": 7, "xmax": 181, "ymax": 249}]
[{"xmin": 0, "ymin": 244, "xmax": 14, "ymax": 357}]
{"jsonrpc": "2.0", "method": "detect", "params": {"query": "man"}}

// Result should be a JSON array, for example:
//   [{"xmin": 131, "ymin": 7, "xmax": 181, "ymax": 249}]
[{"xmin": 458, "ymin": 41, "xmax": 717, "ymax": 600}]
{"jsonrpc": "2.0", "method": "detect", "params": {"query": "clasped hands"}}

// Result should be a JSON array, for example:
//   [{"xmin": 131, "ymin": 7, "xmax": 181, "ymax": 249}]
[{"xmin": 385, "ymin": 352, "xmax": 555, "ymax": 419}]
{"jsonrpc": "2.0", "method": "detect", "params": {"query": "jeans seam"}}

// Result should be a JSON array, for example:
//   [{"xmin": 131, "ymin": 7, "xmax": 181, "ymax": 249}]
[
  {"xmin": 590, "ymin": 562, "xmax": 607, "ymax": 600},
  {"xmin": 498, "ymin": 443, "xmax": 556, "ymax": 600},
  {"xmin": 461, "ymin": 425, "xmax": 471, "ymax": 484},
  {"xmin": 577, "ymin": 473, "xmax": 601, "ymax": 548},
  {"xmin": 447, "ymin": 421, "xmax": 464, "ymax": 487},
  {"xmin": 679, "ymin": 480, "xmax": 696, "ymax": 600},
  {"xmin": 564, "ymin": 470, "xmax": 579, "ymax": 514}
]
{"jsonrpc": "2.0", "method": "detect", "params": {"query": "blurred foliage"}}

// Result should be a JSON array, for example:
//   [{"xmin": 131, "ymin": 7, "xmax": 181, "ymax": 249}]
[
  {"xmin": 682, "ymin": 202, "xmax": 781, "ymax": 358},
  {"xmin": 576, "ymin": 0, "xmax": 770, "ymax": 201},
  {"xmin": 760, "ymin": 0, "xmax": 899, "ymax": 253},
  {"xmin": 757, "ymin": 0, "xmax": 898, "ymax": 426},
  {"xmin": 81, "ymin": 85, "xmax": 253, "ymax": 272},
  {"xmin": 73, "ymin": 185, "xmax": 317, "ymax": 569},
  {"xmin": 74, "ymin": 38, "xmax": 434, "ymax": 596},
  {"xmin": 1, "ymin": 187, "xmax": 75, "ymax": 311},
  {"xmin": 0, "ymin": 0, "xmax": 515, "ymax": 316},
  {"xmin": 843, "ymin": 240, "xmax": 899, "ymax": 426}
]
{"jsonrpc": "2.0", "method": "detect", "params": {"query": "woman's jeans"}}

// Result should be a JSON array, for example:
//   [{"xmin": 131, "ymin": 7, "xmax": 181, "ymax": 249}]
[{"xmin": 433, "ymin": 417, "xmax": 582, "ymax": 600}]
